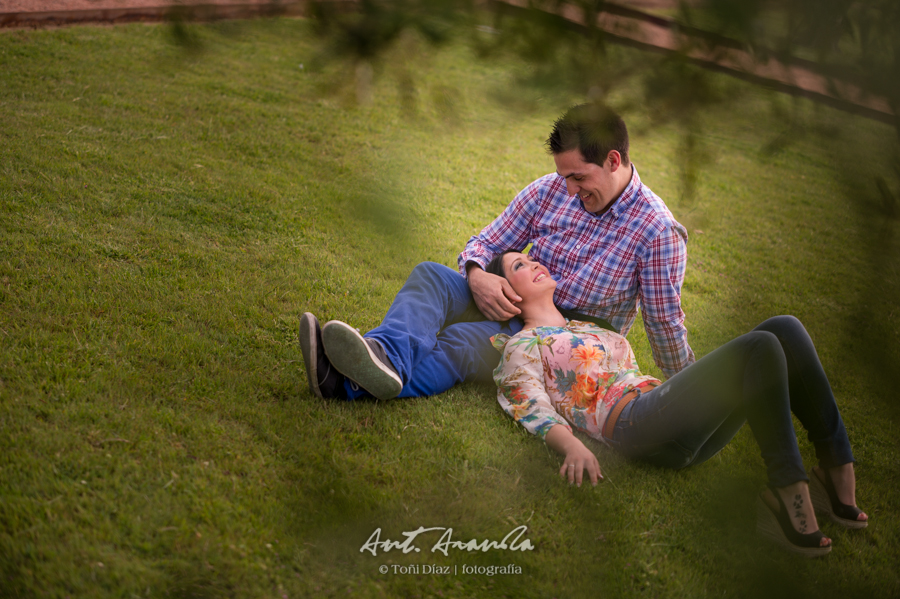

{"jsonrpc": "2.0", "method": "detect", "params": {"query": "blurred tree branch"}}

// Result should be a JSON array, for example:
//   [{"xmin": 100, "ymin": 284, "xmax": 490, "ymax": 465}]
[{"xmin": 304, "ymin": 0, "xmax": 898, "ymax": 203}]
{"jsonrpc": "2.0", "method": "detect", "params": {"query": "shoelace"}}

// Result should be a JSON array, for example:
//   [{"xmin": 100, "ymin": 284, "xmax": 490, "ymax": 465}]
[{"xmin": 317, "ymin": 363, "xmax": 333, "ymax": 387}]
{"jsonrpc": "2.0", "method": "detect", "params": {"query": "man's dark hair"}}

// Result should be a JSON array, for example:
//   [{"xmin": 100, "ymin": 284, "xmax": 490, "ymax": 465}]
[
  {"xmin": 485, "ymin": 250, "xmax": 521, "ymax": 279},
  {"xmin": 546, "ymin": 103, "xmax": 629, "ymax": 166}
]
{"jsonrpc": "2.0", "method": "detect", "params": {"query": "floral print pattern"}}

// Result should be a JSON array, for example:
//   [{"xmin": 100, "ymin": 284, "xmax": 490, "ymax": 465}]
[{"xmin": 492, "ymin": 320, "xmax": 661, "ymax": 444}]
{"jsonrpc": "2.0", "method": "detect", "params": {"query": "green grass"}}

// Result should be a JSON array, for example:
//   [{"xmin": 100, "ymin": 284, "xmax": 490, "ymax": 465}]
[{"xmin": 1, "ymin": 16, "xmax": 899, "ymax": 599}]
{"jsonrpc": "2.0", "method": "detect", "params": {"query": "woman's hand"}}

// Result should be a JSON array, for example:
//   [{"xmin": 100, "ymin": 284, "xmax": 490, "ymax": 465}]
[
  {"xmin": 560, "ymin": 444, "xmax": 603, "ymax": 487},
  {"xmin": 545, "ymin": 425, "xmax": 603, "ymax": 487}
]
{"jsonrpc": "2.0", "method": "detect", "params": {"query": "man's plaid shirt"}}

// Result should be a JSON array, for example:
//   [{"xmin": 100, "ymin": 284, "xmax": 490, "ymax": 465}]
[{"xmin": 459, "ymin": 166, "xmax": 694, "ymax": 378}]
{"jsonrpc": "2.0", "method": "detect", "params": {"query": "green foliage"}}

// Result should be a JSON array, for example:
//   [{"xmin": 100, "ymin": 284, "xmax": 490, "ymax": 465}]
[{"xmin": 1, "ymin": 15, "xmax": 899, "ymax": 599}]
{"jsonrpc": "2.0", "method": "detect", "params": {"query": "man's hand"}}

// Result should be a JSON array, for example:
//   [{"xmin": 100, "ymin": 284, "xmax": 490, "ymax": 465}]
[{"xmin": 467, "ymin": 264, "xmax": 522, "ymax": 321}]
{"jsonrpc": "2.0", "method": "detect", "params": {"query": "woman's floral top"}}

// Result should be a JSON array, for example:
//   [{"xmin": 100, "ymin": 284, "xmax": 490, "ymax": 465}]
[{"xmin": 492, "ymin": 320, "xmax": 661, "ymax": 444}]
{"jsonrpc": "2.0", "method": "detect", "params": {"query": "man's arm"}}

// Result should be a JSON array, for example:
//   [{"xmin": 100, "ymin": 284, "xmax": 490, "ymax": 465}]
[
  {"xmin": 638, "ymin": 227, "xmax": 695, "ymax": 378},
  {"xmin": 458, "ymin": 177, "xmax": 549, "ymax": 320}
]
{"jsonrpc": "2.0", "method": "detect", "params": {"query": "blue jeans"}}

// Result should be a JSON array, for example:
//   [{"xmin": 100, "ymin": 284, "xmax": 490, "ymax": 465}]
[
  {"xmin": 609, "ymin": 316, "xmax": 854, "ymax": 487},
  {"xmin": 344, "ymin": 262, "xmax": 523, "ymax": 398}
]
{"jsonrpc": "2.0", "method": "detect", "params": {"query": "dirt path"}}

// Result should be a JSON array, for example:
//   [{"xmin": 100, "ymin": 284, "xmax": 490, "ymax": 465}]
[
  {"xmin": 0, "ymin": 0, "xmax": 305, "ymax": 28},
  {"xmin": 2, "ymin": 0, "xmax": 270, "ymax": 12}
]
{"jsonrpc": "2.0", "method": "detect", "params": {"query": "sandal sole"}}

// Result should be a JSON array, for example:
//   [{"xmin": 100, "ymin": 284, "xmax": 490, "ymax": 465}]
[
  {"xmin": 809, "ymin": 471, "xmax": 868, "ymax": 530},
  {"xmin": 756, "ymin": 496, "xmax": 832, "ymax": 558}
]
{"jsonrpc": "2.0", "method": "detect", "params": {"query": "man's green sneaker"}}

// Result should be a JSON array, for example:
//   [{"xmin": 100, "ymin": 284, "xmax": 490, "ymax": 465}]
[{"xmin": 321, "ymin": 320, "xmax": 403, "ymax": 400}]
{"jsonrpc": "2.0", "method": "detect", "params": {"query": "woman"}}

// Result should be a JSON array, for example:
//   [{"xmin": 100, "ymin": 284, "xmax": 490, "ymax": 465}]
[{"xmin": 487, "ymin": 251, "xmax": 867, "ymax": 557}]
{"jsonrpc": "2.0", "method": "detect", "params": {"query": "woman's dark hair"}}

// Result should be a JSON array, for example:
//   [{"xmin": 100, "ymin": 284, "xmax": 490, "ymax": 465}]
[{"xmin": 485, "ymin": 250, "xmax": 522, "ymax": 279}]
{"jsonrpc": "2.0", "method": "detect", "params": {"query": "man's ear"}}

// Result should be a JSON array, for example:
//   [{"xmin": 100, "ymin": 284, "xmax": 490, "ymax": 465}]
[{"xmin": 606, "ymin": 150, "xmax": 622, "ymax": 171}]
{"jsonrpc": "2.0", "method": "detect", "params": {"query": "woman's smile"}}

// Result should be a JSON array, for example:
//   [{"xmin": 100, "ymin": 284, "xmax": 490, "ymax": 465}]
[{"xmin": 502, "ymin": 252, "xmax": 558, "ymax": 305}]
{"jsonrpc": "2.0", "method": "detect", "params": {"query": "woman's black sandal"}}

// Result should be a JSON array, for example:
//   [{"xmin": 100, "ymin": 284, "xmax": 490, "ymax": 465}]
[
  {"xmin": 757, "ymin": 487, "xmax": 832, "ymax": 557},
  {"xmin": 810, "ymin": 467, "xmax": 868, "ymax": 529}
]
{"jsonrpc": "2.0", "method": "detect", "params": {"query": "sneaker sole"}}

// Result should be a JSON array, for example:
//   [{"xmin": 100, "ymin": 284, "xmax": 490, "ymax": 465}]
[
  {"xmin": 755, "ymin": 496, "xmax": 832, "ymax": 558},
  {"xmin": 321, "ymin": 321, "xmax": 402, "ymax": 400},
  {"xmin": 809, "ymin": 471, "xmax": 868, "ymax": 529},
  {"xmin": 298, "ymin": 313, "xmax": 322, "ymax": 398}
]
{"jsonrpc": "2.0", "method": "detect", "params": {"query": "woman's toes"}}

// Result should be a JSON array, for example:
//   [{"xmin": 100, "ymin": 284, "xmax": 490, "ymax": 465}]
[{"xmin": 821, "ymin": 536, "xmax": 832, "ymax": 547}]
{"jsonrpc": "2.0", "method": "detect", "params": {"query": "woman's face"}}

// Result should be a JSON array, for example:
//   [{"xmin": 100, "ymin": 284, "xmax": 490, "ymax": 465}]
[{"xmin": 501, "ymin": 252, "xmax": 556, "ymax": 300}]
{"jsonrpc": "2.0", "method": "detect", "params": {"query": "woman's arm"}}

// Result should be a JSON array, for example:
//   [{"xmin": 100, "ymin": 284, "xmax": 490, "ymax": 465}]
[
  {"xmin": 494, "ymin": 336, "xmax": 601, "ymax": 486},
  {"xmin": 545, "ymin": 425, "xmax": 603, "ymax": 487}
]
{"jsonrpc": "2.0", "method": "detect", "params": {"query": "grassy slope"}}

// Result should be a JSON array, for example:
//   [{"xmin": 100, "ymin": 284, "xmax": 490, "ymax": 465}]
[{"xmin": 1, "ymin": 17, "xmax": 899, "ymax": 599}]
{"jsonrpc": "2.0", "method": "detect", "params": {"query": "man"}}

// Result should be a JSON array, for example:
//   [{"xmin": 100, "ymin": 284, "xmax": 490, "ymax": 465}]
[{"xmin": 299, "ymin": 103, "xmax": 694, "ymax": 400}]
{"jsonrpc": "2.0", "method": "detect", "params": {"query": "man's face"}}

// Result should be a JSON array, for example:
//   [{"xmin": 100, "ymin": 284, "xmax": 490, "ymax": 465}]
[{"xmin": 553, "ymin": 149, "xmax": 620, "ymax": 213}]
